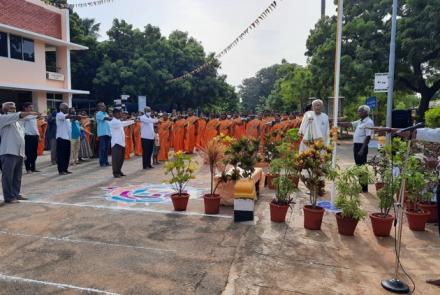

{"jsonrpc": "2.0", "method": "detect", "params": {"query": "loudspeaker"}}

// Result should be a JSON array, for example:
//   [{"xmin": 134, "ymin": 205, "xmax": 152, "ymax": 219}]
[{"xmin": 392, "ymin": 110, "xmax": 412, "ymax": 129}]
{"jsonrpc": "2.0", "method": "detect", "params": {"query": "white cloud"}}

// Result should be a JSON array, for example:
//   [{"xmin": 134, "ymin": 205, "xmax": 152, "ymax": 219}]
[{"xmin": 75, "ymin": 0, "xmax": 336, "ymax": 86}]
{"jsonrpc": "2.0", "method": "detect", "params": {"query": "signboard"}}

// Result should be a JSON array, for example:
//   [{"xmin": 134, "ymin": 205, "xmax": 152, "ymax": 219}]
[
  {"xmin": 374, "ymin": 73, "xmax": 388, "ymax": 92},
  {"xmin": 366, "ymin": 96, "xmax": 377, "ymax": 109},
  {"xmin": 138, "ymin": 96, "xmax": 147, "ymax": 112},
  {"xmin": 46, "ymin": 71, "xmax": 65, "ymax": 81}
]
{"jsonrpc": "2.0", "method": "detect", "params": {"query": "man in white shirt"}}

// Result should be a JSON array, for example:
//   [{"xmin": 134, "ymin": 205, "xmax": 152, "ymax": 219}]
[
  {"xmin": 0, "ymin": 102, "xmax": 38, "ymax": 205},
  {"xmin": 56, "ymin": 103, "xmax": 81, "ymax": 175},
  {"xmin": 21, "ymin": 102, "xmax": 40, "ymax": 173},
  {"xmin": 109, "ymin": 109, "xmax": 134, "ymax": 178},
  {"xmin": 298, "ymin": 99, "xmax": 330, "ymax": 152},
  {"xmin": 139, "ymin": 106, "xmax": 158, "ymax": 169}
]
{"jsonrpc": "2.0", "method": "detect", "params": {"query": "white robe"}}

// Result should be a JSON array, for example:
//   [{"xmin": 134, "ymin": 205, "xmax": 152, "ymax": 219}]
[{"xmin": 298, "ymin": 111, "xmax": 329, "ymax": 152}]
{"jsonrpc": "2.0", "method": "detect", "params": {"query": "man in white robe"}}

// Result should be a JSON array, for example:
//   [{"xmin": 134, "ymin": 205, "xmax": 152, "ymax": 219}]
[{"xmin": 298, "ymin": 99, "xmax": 329, "ymax": 152}]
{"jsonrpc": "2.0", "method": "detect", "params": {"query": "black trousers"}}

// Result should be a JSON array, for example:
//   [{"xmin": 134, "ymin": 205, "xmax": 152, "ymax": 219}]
[
  {"xmin": 112, "ymin": 144, "xmax": 125, "ymax": 176},
  {"xmin": 437, "ymin": 182, "xmax": 440, "ymax": 235},
  {"xmin": 56, "ymin": 138, "xmax": 71, "ymax": 173},
  {"xmin": 354, "ymin": 143, "xmax": 368, "ymax": 192},
  {"xmin": 141, "ymin": 138, "xmax": 154, "ymax": 169},
  {"xmin": 0, "ymin": 155, "xmax": 23, "ymax": 202},
  {"xmin": 24, "ymin": 135, "xmax": 39, "ymax": 171}
]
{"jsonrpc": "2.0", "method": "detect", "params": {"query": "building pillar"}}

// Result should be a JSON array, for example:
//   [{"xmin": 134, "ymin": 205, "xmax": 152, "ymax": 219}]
[
  {"xmin": 63, "ymin": 93, "xmax": 72, "ymax": 107},
  {"xmin": 32, "ymin": 91, "xmax": 47, "ymax": 114}
]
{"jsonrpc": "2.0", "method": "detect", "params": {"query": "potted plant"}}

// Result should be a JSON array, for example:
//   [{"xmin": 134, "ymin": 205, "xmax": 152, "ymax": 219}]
[
  {"xmin": 294, "ymin": 140, "xmax": 335, "ymax": 230},
  {"xmin": 200, "ymin": 137, "xmax": 226, "ymax": 214},
  {"xmin": 367, "ymin": 149, "xmax": 389, "ymax": 191},
  {"xmin": 369, "ymin": 170, "xmax": 398, "ymax": 236},
  {"xmin": 164, "ymin": 151, "xmax": 198, "ymax": 211},
  {"xmin": 335, "ymin": 165, "xmax": 372, "ymax": 236},
  {"xmin": 404, "ymin": 156, "xmax": 435, "ymax": 231},
  {"xmin": 270, "ymin": 175, "xmax": 296, "ymax": 222}
]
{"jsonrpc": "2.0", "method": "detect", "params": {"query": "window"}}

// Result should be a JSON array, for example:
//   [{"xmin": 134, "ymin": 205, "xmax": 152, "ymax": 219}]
[
  {"xmin": 22, "ymin": 38, "xmax": 34, "ymax": 62},
  {"xmin": 9, "ymin": 34, "xmax": 22, "ymax": 60},
  {"xmin": 0, "ymin": 32, "xmax": 7, "ymax": 57}
]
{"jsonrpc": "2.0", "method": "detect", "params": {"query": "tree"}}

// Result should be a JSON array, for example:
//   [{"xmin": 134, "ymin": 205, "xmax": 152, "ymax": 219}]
[{"xmin": 306, "ymin": 0, "xmax": 440, "ymax": 120}]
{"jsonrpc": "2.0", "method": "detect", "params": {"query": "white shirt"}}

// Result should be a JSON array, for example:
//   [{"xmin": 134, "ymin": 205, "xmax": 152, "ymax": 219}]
[
  {"xmin": 139, "ymin": 114, "xmax": 158, "ymax": 140},
  {"xmin": 21, "ymin": 115, "xmax": 39, "ymax": 136},
  {"xmin": 299, "ymin": 111, "xmax": 329, "ymax": 152},
  {"xmin": 56, "ymin": 112, "xmax": 71, "ymax": 140},
  {"xmin": 416, "ymin": 128, "xmax": 440, "ymax": 143},
  {"xmin": 352, "ymin": 117, "xmax": 374, "ymax": 144},
  {"xmin": 109, "ymin": 118, "xmax": 134, "ymax": 147}
]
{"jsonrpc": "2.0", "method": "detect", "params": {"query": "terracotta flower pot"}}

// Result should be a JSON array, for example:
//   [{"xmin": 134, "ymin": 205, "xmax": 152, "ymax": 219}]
[
  {"xmin": 375, "ymin": 183, "xmax": 385, "ymax": 191},
  {"xmin": 405, "ymin": 209, "xmax": 430, "ymax": 231},
  {"xmin": 203, "ymin": 194, "xmax": 221, "ymax": 215},
  {"xmin": 270, "ymin": 202, "xmax": 289, "ymax": 223},
  {"xmin": 171, "ymin": 193, "xmax": 190, "ymax": 211},
  {"xmin": 267, "ymin": 174, "xmax": 278, "ymax": 190},
  {"xmin": 303, "ymin": 205, "xmax": 325, "ymax": 230},
  {"xmin": 418, "ymin": 201, "xmax": 438, "ymax": 223},
  {"xmin": 369, "ymin": 213, "xmax": 394, "ymax": 237},
  {"xmin": 336, "ymin": 213, "xmax": 359, "ymax": 236}
]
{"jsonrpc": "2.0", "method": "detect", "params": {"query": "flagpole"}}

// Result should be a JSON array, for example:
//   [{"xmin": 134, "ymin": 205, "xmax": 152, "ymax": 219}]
[{"xmin": 330, "ymin": 0, "xmax": 343, "ymax": 205}]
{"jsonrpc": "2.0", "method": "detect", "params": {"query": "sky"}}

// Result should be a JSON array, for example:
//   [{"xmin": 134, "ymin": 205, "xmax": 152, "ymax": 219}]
[{"xmin": 74, "ymin": 0, "xmax": 336, "ymax": 86}]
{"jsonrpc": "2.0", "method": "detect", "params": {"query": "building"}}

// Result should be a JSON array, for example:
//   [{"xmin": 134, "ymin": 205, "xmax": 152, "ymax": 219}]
[{"xmin": 0, "ymin": 0, "xmax": 89, "ymax": 113}]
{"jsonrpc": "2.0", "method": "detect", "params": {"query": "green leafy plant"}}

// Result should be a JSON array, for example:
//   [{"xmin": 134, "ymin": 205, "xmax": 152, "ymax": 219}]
[
  {"xmin": 425, "ymin": 107, "xmax": 440, "ymax": 128},
  {"xmin": 294, "ymin": 140, "xmax": 336, "ymax": 207},
  {"xmin": 376, "ymin": 170, "xmax": 399, "ymax": 217},
  {"xmin": 367, "ymin": 149, "xmax": 390, "ymax": 184},
  {"xmin": 225, "ymin": 137, "xmax": 259, "ymax": 179},
  {"xmin": 164, "ymin": 151, "xmax": 198, "ymax": 196},
  {"xmin": 263, "ymin": 134, "xmax": 279, "ymax": 163},
  {"xmin": 405, "ymin": 156, "xmax": 437, "ymax": 211},
  {"xmin": 273, "ymin": 175, "xmax": 296, "ymax": 206},
  {"xmin": 200, "ymin": 137, "xmax": 226, "ymax": 195},
  {"xmin": 335, "ymin": 165, "xmax": 373, "ymax": 220}
]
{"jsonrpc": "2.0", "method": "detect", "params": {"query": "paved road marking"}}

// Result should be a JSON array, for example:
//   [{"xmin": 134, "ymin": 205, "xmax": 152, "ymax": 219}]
[
  {"xmin": 21, "ymin": 200, "xmax": 233, "ymax": 219},
  {"xmin": 0, "ymin": 273, "xmax": 121, "ymax": 295},
  {"xmin": 0, "ymin": 230, "xmax": 176, "ymax": 253}
]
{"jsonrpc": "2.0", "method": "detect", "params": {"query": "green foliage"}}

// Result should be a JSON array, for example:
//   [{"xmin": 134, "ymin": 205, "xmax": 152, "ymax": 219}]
[
  {"xmin": 270, "ymin": 128, "xmax": 301, "ymax": 177},
  {"xmin": 164, "ymin": 152, "xmax": 198, "ymax": 196},
  {"xmin": 425, "ymin": 107, "xmax": 440, "ymax": 128},
  {"xmin": 404, "ymin": 156, "xmax": 437, "ymax": 209},
  {"xmin": 273, "ymin": 176, "xmax": 295, "ymax": 206},
  {"xmin": 335, "ymin": 165, "xmax": 373, "ymax": 220},
  {"xmin": 225, "ymin": 138, "xmax": 259, "ymax": 178},
  {"xmin": 376, "ymin": 170, "xmax": 399, "ymax": 217}
]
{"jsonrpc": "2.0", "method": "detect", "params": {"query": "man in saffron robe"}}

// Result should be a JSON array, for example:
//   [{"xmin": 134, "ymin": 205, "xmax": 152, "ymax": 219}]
[
  {"xmin": 218, "ymin": 112, "xmax": 233, "ymax": 136},
  {"xmin": 123, "ymin": 112, "xmax": 134, "ymax": 160},
  {"xmin": 133, "ymin": 117, "xmax": 143, "ymax": 156},
  {"xmin": 173, "ymin": 115, "xmax": 186, "ymax": 152},
  {"xmin": 232, "ymin": 113, "xmax": 246, "ymax": 140},
  {"xmin": 37, "ymin": 116, "xmax": 47, "ymax": 156},
  {"xmin": 184, "ymin": 109, "xmax": 199, "ymax": 154},
  {"xmin": 202, "ymin": 113, "xmax": 220, "ymax": 147},
  {"xmin": 270, "ymin": 114, "xmax": 284, "ymax": 144},
  {"xmin": 158, "ymin": 113, "xmax": 173, "ymax": 161},
  {"xmin": 245, "ymin": 114, "xmax": 261, "ymax": 139},
  {"xmin": 196, "ymin": 115, "xmax": 207, "ymax": 149}
]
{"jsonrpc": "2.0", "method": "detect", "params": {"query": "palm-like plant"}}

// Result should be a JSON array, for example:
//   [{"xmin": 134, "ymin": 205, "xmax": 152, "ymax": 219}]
[{"xmin": 200, "ymin": 137, "xmax": 226, "ymax": 196}]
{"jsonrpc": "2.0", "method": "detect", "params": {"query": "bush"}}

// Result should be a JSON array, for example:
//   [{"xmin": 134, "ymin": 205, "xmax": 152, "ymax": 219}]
[{"xmin": 425, "ymin": 107, "xmax": 440, "ymax": 128}]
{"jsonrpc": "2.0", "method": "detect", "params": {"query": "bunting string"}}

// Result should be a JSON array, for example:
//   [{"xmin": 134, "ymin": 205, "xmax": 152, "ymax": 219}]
[
  {"xmin": 43, "ymin": 0, "xmax": 115, "ymax": 9},
  {"xmin": 166, "ymin": 0, "xmax": 281, "ymax": 83}
]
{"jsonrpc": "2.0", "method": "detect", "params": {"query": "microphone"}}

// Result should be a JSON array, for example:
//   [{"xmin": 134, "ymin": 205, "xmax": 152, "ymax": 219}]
[{"xmin": 395, "ymin": 122, "xmax": 425, "ymax": 134}]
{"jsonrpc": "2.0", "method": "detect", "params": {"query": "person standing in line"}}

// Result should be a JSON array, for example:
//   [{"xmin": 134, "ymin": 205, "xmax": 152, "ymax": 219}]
[
  {"xmin": 339, "ymin": 105, "xmax": 374, "ymax": 192},
  {"xmin": 47, "ymin": 108, "xmax": 57, "ymax": 165},
  {"xmin": 109, "ymin": 108, "xmax": 134, "ymax": 178},
  {"xmin": 70, "ymin": 108, "xmax": 81, "ymax": 166},
  {"xmin": 153, "ymin": 124, "xmax": 160, "ymax": 165},
  {"xmin": 21, "ymin": 102, "xmax": 40, "ymax": 173},
  {"xmin": 0, "ymin": 102, "xmax": 38, "ymax": 205},
  {"xmin": 56, "ymin": 103, "xmax": 80, "ymax": 175},
  {"xmin": 96, "ymin": 102, "xmax": 112, "ymax": 167},
  {"xmin": 139, "ymin": 107, "xmax": 158, "ymax": 169}
]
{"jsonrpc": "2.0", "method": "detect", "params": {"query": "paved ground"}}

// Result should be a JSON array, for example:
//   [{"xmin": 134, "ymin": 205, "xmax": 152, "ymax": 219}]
[{"xmin": 0, "ymin": 142, "xmax": 439, "ymax": 295}]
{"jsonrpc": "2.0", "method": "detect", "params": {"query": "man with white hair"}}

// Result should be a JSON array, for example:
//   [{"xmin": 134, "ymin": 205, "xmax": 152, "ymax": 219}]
[
  {"xmin": 341, "ymin": 105, "xmax": 374, "ymax": 192},
  {"xmin": 0, "ymin": 102, "xmax": 38, "ymax": 205},
  {"xmin": 298, "ymin": 99, "xmax": 330, "ymax": 152},
  {"xmin": 139, "ymin": 106, "xmax": 158, "ymax": 169}
]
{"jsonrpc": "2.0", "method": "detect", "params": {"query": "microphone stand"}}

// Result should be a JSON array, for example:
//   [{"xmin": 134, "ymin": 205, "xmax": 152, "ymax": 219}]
[{"xmin": 381, "ymin": 130, "xmax": 412, "ymax": 294}]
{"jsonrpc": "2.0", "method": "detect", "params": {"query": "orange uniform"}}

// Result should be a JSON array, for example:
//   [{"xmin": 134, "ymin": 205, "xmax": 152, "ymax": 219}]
[
  {"xmin": 184, "ymin": 115, "xmax": 199, "ymax": 154},
  {"xmin": 37, "ymin": 118, "xmax": 47, "ymax": 156},
  {"xmin": 202, "ymin": 118, "xmax": 220, "ymax": 147},
  {"xmin": 246, "ymin": 119, "xmax": 262, "ymax": 139},
  {"xmin": 173, "ymin": 119, "xmax": 186, "ymax": 152},
  {"xmin": 232, "ymin": 118, "xmax": 246, "ymax": 140},
  {"xmin": 270, "ymin": 122, "xmax": 284, "ymax": 144},
  {"xmin": 196, "ymin": 118, "xmax": 206, "ymax": 149},
  {"xmin": 218, "ymin": 119, "xmax": 233, "ymax": 137},
  {"xmin": 124, "ymin": 125, "xmax": 134, "ymax": 160},
  {"xmin": 158, "ymin": 119, "xmax": 173, "ymax": 161},
  {"xmin": 133, "ymin": 121, "xmax": 142, "ymax": 156}
]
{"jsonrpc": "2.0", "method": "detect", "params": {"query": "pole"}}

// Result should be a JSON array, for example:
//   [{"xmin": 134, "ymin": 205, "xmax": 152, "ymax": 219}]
[
  {"xmin": 385, "ymin": 0, "xmax": 398, "ymax": 144},
  {"xmin": 330, "ymin": 0, "xmax": 343, "ymax": 205},
  {"xmin": 321, "ymin": 0, "xmax": 326, "ymax": 18}
]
